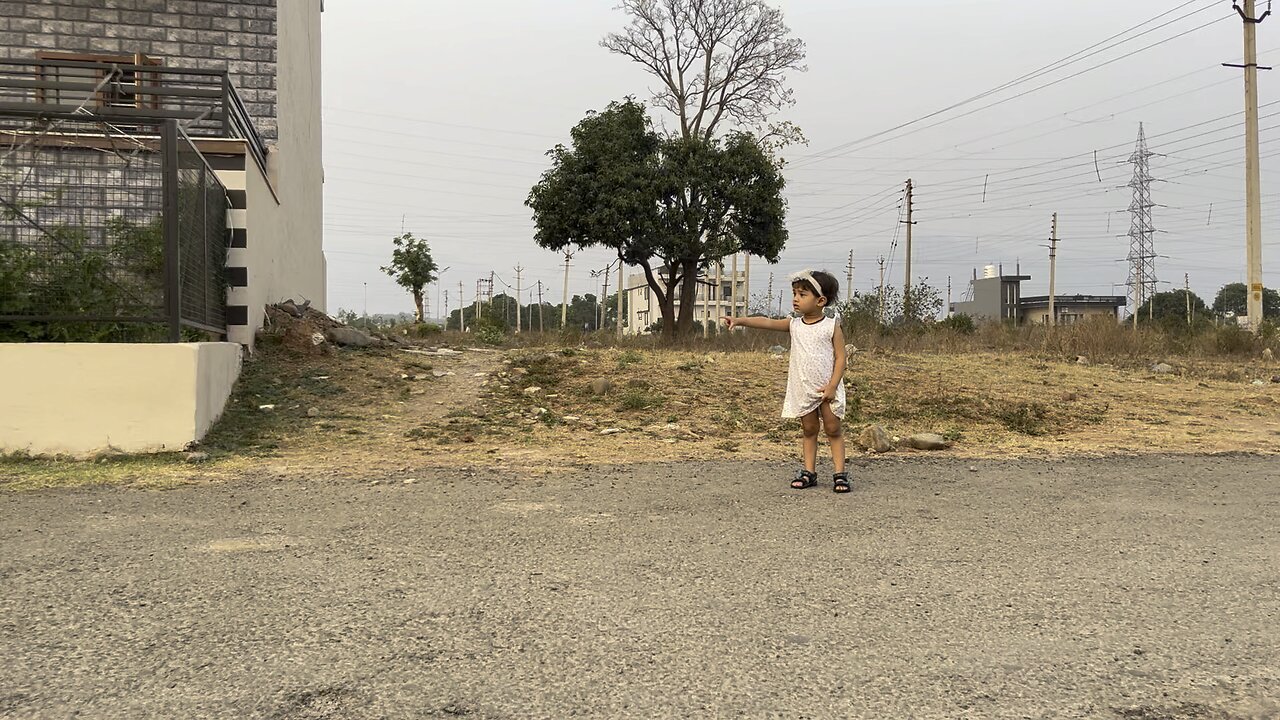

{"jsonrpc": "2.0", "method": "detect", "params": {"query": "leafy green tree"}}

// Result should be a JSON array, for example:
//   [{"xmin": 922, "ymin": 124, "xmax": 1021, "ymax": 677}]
[
  {"xmin": 1212, "ymin": 282, "xmax": 1280, "ymax": 318},
  {"xmin": 1136, "ymin": 289, "xmax": 1210, "ymax": 323},
  {"xmin": 527, "ymin": 100, "xmax": 788, "ymax": 339},
  {"xmin": 380, "ymin": 232, "xmax": 438, "ymax": 323}
]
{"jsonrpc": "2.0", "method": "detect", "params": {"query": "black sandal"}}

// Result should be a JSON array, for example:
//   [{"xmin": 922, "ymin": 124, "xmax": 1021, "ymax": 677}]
[
  {"xmin": 833, "ymin": 472, "xmax": 851, "ymax": 494},
  {"xmin": 791, "ymin": 470, "xmax": 818, "ymax": 489}
]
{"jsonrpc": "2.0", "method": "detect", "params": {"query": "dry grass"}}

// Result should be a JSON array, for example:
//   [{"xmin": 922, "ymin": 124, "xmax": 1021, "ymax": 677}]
[{"xmin": 5, "ymin": 334, "xmax": 1279, "ymax": 489}]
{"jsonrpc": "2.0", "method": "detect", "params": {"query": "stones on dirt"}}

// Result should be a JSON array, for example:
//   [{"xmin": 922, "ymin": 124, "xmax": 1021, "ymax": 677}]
[
  {"xmin": 326, "ymin": 326, "xmax": 375, "ymax": 348},
  {"xmin": 590, "ymin": 378, "xmax": 613, "ymax": 395},
  {"xmin": 1075, "ymin": 355, "xmax": 1089, "ymax": 365},
  {"xmin": 1252, "ymin": 379, "xmax": 1266, "ymax": 386},
  {"xmin": 845, "ymin": 344, "xmax": 858, "ymax": 356},
  {"xmin": 599, "ymin": 428, "xmax": 624, "ymax": 435},
  {"xmin": 307, "ymin": 407, "xmax": 321, "ymax": 417},
  {"xmin": 432, "ymin": 370, "xmax": 452, "ymax": 378},
  {"xmin": 513, "ymin": 368, "xmax": 529, "ymax": 376},
  {"xmin": 769, "ymin": 345, "xmax": 787, "ymax": 355},
  {"xmin": 1272, "ymin": 375, "xmax": 1280, "ymax": 384},
  {"xmin": 906, "ymin": 433, "xmax": 951, "ymax": 451},
  {"xmin": 278, "ymin": 299, "xmax": 303, "ymax": 318},
  {"xmin": 258, "ymin": 404, "xmax": 276, "ymax": 412},
  {"xmin": 523, "ymin": 386, "xmax": 542, "ymax": 396},
  {"xmin": 858, "ymin": 425, "xmax": 894, "ymax": 453},
  {"xmin": 1150, "ymin": 362, "xmax": 1174, "ymax": 374},
  {"xmin": 1264, "ymin": 348, "xmax": 1274, "ymax": 361},
  {"xmin": 184, "ymin": 451, "xmax": 210, "ymax": 463}
]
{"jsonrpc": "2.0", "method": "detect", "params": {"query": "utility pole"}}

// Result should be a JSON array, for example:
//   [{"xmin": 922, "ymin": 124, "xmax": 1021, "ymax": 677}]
[
  {"xmin": 1231, "ymin": 0, "xmax": 1271, "ymax": 331},
  {"xmin": 513, "ymin": 264, "xmax": 524, "ymax": 334},
  {"xmin": 1048, "ymin": 212, "xmax": 1059, "ymax": 327},
  {"xmin": 902, "ymin": 178, "xmax": 916, "ymax": 309},
  {"xmin": 730, "ymin": 251, "xmax": 739, "ymax": 321},
  {"xmin": 1185, "ymin": 272, "xmax": 1193, "ymax": 326},
  {"xmin": 616, "ymin": 260, "xmax": 624, "ymax": 336},
  {"xmin": 846, "ymin": 249, "xmax": 855, "ymax": 302},
  {"xmin": 767, "ymin": 272, "xmax": 775, "ymax": 318},
  {"xmin": 744, "ymin": 253, "xmax": 751, "ymax": 317},
  {"xmin": 444, "ymin": 290, "xmax": 450, "ymax": 329},
  {"xmin": 362, "ymin": 282, "xmax": 367, "ymax": 322},
  {"xmin": 715, "ymin": 258, "xmax": 724, "ymax": 331},
  {"xmin": 601, "ymin": 264, "xmax": 611, "ymax": 331},
  {"xmin": 946, "ymin": 276, "xmax": 952, "ymax": 318},
  {"xmin": 458, "ymin": 281, "xmax": 465, "ymax": 332},
  {"xmin": 560, "ymin": 250, "xmax": 573, "ymax": 329},
  {"xmin": 536, "ymin": 280, "xmax": 545, "ymax": 333},
  {"xmin": 876, "ymin": 255, "xmax": 887, "ymax": 324}
]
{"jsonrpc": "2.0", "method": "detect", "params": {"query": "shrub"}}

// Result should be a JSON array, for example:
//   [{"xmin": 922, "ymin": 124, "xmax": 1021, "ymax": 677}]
[{"xmin": 939, "ymin": 313, "xmax": 976, "ymax": 334}]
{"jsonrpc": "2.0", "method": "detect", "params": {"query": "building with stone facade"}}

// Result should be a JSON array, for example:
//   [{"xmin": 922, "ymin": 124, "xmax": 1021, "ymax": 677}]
[
  {"xmin": 0, "ymin": 0, "xmax": 325, "ymax": 347},
  {"xmin": 0, "ymin": 0, "xmax": 325, "ymax": 456}
]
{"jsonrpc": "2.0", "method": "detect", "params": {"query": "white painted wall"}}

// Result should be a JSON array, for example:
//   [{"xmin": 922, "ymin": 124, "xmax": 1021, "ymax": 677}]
[
  {"xmin": 223, "ymin": 1, "xmax": 326, "ymax": 348},
  {"xmin": 0, "ymin": 343, "xmax": 242, "ymax": 456},
  {"xmin": 273, "ymin": 0, "xmax": 326, "ymax": 313}
]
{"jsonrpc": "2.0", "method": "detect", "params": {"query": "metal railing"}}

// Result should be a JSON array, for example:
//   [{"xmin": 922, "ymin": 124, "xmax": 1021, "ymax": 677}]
[
  {"xmin": 0, "ymin": 57, "xmax": 269, "ymax": 173},
  {"xmin": 0, "ymin": 117, "xmax": 229, "ymax": 342}
]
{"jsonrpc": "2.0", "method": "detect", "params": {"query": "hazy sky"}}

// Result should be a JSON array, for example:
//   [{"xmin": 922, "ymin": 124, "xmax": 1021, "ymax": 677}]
[{"xmin": 321, "ymin": 0, "xmax": 1277, "ymax": 317}]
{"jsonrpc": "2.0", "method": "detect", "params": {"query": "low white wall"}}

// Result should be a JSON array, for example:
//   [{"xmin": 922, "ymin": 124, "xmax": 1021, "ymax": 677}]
[{"xmin": 0, "ymin": 343, "xmax": 242, "ymax": 457}]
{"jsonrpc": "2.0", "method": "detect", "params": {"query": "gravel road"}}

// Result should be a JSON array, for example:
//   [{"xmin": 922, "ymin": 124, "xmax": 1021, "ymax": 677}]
[{"xmin": 2, "ymin": 455, "xmax": 1277, "ymax": 719}]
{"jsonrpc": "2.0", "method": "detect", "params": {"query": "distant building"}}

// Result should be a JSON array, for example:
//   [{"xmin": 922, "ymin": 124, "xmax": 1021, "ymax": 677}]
[
  {"xmin": 948, "ymin": 266, "xmax": 1030, "ymax": 324},
  {"xmin": 950, "ymin": 266, "xmax": 1125, "ymax": 325},
  {"xmin": 1018, "ymin": 294, "xmax": 1128, "ymax": 325},
  {"xmin": 625, "ymin": 255, "xmax": 749, "ymax": 334}
]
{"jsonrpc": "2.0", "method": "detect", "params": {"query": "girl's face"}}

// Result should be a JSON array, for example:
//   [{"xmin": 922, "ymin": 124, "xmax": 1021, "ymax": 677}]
[{"xmin": 792, "ymin": 283, "xmax": 826, "ymax": 316}]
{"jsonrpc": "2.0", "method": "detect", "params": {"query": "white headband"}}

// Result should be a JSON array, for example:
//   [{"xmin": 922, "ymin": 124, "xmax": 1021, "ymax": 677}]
[{"xmin": 789, "ymin": 270, "xmax": 825, "ymax": 299}]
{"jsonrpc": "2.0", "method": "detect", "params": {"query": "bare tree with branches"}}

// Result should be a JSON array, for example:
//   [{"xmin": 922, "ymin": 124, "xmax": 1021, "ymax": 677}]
[{"xmin": 602, "ymin": 0, "xmax": 807, "ymax": 143}]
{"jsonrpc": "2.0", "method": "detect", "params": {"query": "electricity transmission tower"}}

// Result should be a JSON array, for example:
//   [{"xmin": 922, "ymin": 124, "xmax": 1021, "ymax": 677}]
[{"xmin": 1125, "ymin": 123, "xmax": 1158, "ymax": 325}]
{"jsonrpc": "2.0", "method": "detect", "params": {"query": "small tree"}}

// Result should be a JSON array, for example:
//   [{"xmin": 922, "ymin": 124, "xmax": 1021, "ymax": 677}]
[
  {"xmin": 1137, "ymin": 289, "xmax": 1210, "ymax": 324},
  {"xmin": 902, "ymin": 280, "xmax": 943, "ymax": 324},
  {"xmin": 380, "ymin": 232, "xmax": 438, "ymax": 323},
  {"xmin": 1213, "ymin": 282, "xmax": 1280, "ymax": 318}
]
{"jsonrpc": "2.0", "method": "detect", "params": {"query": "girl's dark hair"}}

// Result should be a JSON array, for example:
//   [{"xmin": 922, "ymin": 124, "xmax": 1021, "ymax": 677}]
[{"xmin": 792, "ymin": 270, "xmax": 840, "ymax": 303}]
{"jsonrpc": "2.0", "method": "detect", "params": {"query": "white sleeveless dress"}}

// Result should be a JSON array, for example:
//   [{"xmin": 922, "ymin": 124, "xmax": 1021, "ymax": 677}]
[{"xmin": 782, "ymin": 314, "xmax": 846, "ymax": 419}]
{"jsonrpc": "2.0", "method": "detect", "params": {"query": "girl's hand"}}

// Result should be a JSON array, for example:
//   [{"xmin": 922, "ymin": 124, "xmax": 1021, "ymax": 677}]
[
  {"xmin": 721, "ymin": 316, "xmax": 737, "ymax": 330},
  {"xmin": 818, "ymin": 384, "xmax": 836, "ymax": 402}
]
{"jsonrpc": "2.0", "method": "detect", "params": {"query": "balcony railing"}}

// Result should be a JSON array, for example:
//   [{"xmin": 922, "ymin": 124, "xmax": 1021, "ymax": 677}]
[{"xmin": 0, "ymin": 57, "xmax": 269, "ymax": 173}]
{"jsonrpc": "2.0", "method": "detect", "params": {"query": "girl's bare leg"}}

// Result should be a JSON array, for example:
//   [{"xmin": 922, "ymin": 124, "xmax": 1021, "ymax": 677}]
[
  {"xmin": 800, "ymin": 410, "xmax": 821, "ymax": 473},
  {"xmin": 820, "ymin": 401, "xmax": 845, "ymax": 473}
]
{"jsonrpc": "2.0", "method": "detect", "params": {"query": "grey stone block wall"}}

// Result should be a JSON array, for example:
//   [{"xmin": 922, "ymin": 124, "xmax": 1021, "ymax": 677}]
[{"xmin": 0, "ymin": 0, "xmax": 279, "ymax": 140}]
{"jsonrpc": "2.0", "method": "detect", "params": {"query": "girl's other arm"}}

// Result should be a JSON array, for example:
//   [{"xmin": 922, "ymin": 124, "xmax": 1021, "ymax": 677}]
[{"xmin": 827, "ymin": 324, "xmax": 848, "ymax": 389}]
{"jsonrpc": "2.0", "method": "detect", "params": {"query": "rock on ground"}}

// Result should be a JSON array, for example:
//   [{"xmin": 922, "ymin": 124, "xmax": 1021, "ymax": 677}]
[
  {"xmin": 858, "ymin": 425, "xmax": 894, "ymax": 453},
  {"xmin": 326, "ymin": 327, "xmax": 375, "ymax": 348},
  {"xmin": 906, "ymin": 433, "xmax": 951, "ymax": 451}
]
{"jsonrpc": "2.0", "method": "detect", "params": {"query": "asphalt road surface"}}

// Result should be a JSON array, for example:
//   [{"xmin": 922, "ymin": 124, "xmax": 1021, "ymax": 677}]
[{"xmin": 2, "ymin": 455, "xmax": 1277, "ymax": 719}]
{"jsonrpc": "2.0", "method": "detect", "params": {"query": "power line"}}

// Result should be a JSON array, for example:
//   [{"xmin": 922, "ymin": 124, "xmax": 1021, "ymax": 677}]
[{"xmin": 791, "ymin": 1, "xmax": 1225, "ymax": 167}]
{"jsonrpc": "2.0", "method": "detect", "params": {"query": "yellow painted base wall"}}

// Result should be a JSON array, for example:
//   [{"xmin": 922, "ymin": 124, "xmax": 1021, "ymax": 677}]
[{"xmin": 0, "ymin": 343, "xmax": 242, "ymax": 456}]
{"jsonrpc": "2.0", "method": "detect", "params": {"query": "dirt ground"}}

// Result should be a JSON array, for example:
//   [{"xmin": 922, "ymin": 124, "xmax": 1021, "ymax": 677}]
[{"xmin": 3, "ymin": 340, "xmax": 1278, "ymax": 490}]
